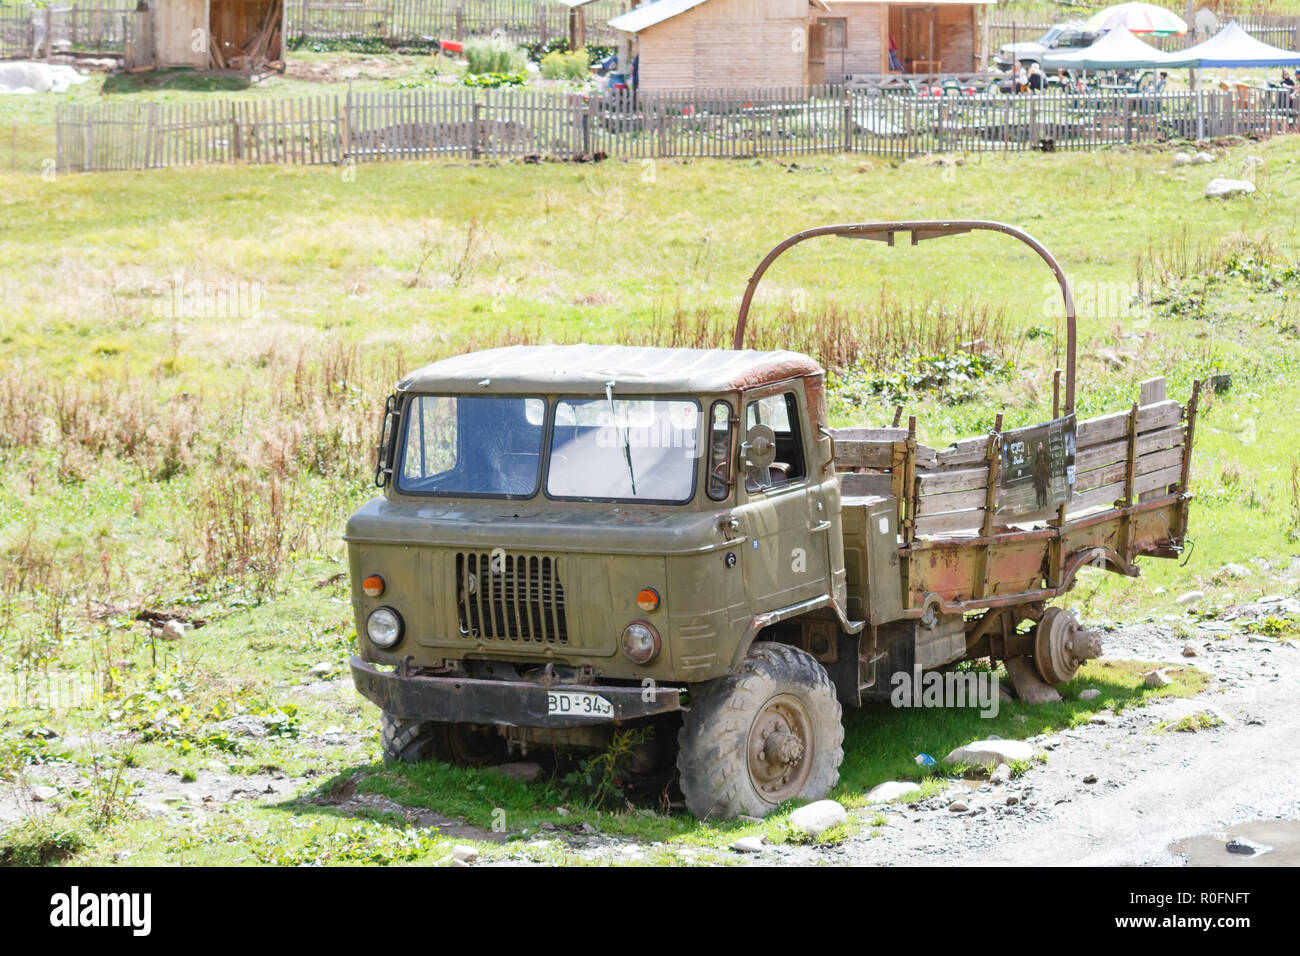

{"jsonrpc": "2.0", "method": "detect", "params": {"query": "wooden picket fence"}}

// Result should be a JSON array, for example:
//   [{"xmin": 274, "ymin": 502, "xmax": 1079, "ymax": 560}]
[
  {"xmin": 283, "ymin": 0, "xmax": 622, "ymax": 45},
  {"xmin": 55, "ymin": 86, "xmax": 1300, "ymax": 173},
  {"xmin": 0, "ymin": 1, "xmax": 32, "ymax": 57},
  {"xmin": 1, "ymin": 1, "xmax": 135, "ymax": 58}
]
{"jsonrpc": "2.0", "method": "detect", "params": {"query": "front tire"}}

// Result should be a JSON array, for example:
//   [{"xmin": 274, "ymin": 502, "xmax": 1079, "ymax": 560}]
[
  {"xmin": 676, "ymin": 641, "xmax": 844, "ymax": 819},
  {"xmin": 380, "ymin": 712, "xmax": 506, "ymax": 767}
]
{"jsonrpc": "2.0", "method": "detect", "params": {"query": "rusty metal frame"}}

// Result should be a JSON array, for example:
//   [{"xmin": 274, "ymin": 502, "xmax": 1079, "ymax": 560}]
[
  {"xmin": 733, "ymin": 220, "xmax": 1079, "ymax": 413},
  {"xmin": 897, "ymin": 492, "xmax": 1190, "ymax": 619}
]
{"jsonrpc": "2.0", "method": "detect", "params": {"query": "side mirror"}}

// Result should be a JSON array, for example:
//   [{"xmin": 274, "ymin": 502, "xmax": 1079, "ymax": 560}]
[
  {"xmin": 741, "ymin": 423, "xmax": 777, "ymax": 469},
  {"xmin": 374, "ymin": 394, "xmax": 399, "ymax": 488}
]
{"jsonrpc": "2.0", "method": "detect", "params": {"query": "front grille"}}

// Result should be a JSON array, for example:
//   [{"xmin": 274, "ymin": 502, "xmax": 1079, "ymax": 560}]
[{"xmin": 455, "ymin": 551, "xmax": 569, "ymax": 644}]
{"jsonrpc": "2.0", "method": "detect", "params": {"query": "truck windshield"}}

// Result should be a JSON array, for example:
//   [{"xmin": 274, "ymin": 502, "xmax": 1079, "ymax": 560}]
[
  {"xmin": 546, "ymin": 397, "xmax": 700, "ymax": 503},
  {"xmin": 398, "ymin": 395, "xmax": 545, "ymax": 497}
]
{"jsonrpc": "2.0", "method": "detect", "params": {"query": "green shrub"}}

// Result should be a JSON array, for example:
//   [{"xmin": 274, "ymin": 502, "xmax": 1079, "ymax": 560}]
[
  {"xmin": 540, "ymin": 50, "xmax": 590, "ymax": 81},
  {"xmin": 464, "ymin": 38, "xmax": 527, "ymax": 75},
  {"xmin": 462, "ymin": 72, "xmax": 526, "ymax": 89}
]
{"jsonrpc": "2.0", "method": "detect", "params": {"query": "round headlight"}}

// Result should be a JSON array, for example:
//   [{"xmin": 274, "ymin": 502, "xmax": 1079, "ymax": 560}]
[
  {"xmin": 367, "ymin": 607, "xmax": 404, "ymax": 649},
  {"xmin": 621, "ymin": 621, "xmax": 660, "ymax": 664}
]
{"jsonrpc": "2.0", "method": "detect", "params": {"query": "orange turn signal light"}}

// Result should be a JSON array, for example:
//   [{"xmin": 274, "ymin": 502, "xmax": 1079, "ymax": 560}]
[
  {"xmin": 636, "ymin": 588, "xmax": 660, "ymax": 612},
  {"xmin": 362, "ymin": 575, "xmax": 385, "ymax": 598}
]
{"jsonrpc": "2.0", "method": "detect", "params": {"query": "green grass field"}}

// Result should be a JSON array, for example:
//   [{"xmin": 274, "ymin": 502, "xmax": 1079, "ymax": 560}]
[{"xmin": 1, "ymin": 78, "xmax": 1298, "ymax": 863}]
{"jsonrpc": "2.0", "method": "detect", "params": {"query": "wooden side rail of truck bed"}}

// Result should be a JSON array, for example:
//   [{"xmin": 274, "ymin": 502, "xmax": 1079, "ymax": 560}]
[{"xmin": 832, "ymin": 374, "xmax": 1200, "ymax": 621}]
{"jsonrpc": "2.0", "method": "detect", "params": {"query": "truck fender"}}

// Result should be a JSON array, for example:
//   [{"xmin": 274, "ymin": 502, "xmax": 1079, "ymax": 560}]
[{"xmin": 729, "ymin": 594, "xmax": 864, "ymax": 672}]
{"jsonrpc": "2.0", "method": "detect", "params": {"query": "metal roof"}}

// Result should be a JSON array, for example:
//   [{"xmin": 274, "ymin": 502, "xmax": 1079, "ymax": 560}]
[
  {"xmin": 398, "ymin": 344, "xmax": 822, "ymax": 395},
  {"xmin": 822, "ymin": 0, "xmax": 996, "ymax": 5},
  {"xmin": 608, "ymin": 0, "xmax": 711, "ymax": 34}
]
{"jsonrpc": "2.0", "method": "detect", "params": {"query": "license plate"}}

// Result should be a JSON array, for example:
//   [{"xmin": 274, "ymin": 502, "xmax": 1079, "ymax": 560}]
[{"xmin": 547, "ymin": 690, "xmax": 615, "ymax": 719}]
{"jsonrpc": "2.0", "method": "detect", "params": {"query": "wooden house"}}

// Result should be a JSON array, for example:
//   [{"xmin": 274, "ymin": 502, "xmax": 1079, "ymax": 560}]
[{"xmin": 608, "ymin": 0, "xmax": 995, "ymax": 90}]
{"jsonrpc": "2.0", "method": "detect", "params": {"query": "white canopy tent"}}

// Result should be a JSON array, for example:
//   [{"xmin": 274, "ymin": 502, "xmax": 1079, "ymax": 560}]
[
  {"xmin": 1041, "ymin": 25, "xmax": 1197, "ymax": 71},
  {"xmin": 1178, "ymin": 20, "xmax": 1300, "ymax": 68}
]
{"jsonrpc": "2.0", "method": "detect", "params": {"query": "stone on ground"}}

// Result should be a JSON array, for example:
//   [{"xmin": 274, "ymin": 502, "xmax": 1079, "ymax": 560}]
[
  {"xmin": 943, "ymin": 739, "xmax": 1035, "ymax": 766},
  {"xmin": 788, "ymin": 799, "xmax": 847, "ymax": 838}
]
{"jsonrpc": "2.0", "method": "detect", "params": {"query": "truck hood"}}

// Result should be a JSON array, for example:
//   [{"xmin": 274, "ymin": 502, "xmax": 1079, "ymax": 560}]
[{"xmin": 345, "ymin": 496, "xmax": 736, "ymax": 556}]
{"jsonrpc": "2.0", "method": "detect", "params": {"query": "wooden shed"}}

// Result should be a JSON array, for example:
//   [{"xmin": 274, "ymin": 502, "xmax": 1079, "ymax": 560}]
[
  {"xmin": 609, "ymin": 0, "xmax": 994, "ymax": 90},
  {"xmin": 812, "ymin": 0, "xmax": 992, "ymax": 81},
  {"xmin": 129, "ymin": 0, "xmax": 285, "ymax": 73}
]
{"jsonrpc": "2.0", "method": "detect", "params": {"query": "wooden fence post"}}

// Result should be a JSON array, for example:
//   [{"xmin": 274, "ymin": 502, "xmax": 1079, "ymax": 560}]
[
  {"xmin": 341, "ymin": 90, "xmax": 351, "ymax": 162},
  {"xmin": 842, "ymin": 87, "xmax": 851, "ymax": 152},
  {"xmin": 471, "ymin": 100, "xmax": 483, "ymax": 158}
]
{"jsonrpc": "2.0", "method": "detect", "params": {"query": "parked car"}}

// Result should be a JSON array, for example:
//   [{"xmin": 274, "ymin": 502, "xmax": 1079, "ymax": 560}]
[{"xmin": 995, "ymin": 21, "xmax": 1099, "ymax": 71}]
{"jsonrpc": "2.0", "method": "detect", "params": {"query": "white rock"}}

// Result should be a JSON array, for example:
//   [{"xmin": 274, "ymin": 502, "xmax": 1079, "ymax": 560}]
[
  {"xmin": 160, "ymin": 620, "xmax": 187, "ymax": 641},
  {"xmin": 206, "ymin": 759, "xmax": 229, "ymax": 774},
  {"xmin": 731, "ymin": 836, "xmax": 764, "ymax": 853},
  {"xmin": 446, "ymin": 857, "xmax": 470, "ymax": 867},
  {"xmin": 990, "ymin": 763, "xmax": 1011, "ymax": 786},
  {"xmin": 451, "ymin": 845, "xmax": 479, "ymax": 863},
  {"xmin": 943, "ymin": 739, "xmax": 1035, "ymax": 766},
  {"xmin": 1176, "ymin": 590, "xmax": 1204, "ymax": 607},
  {"xmin": 30, "ymin": 785, "xmax": 58, "ymax": 802},
  {"xmin": 0, "ymin": 61, "xmax": 89, "ymax": 95},
  {"xmin": 865, "ymin": 781, "xmax": 923, "ymax": 803},
  {"xmin": 1079, "ymin": 688, "xmax": 1101, "ymax": 701},
  {"xmin": 1219, "ymin": 563, "xmax": 1250, "ymax": 579},
  {"xmin": 307, "ymin": 661, "xmax": 333, "ymax": 678},
  {"xmin": 1171, "ymin": 151, "xmax": 1191, "ymax": 167},
  {"xmin": 1205, "ymin": 177, "xmax": 1255, "ymax": 199},
  {"xmin": 788, "ymin": 799, "xmax": 847, "ymax": 838},
  {"xmin": 1192, "ymin": 151, "xmax": 1215, "ymax": 165}
]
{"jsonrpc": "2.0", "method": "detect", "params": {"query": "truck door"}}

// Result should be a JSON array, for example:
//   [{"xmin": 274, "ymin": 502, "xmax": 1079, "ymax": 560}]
[{"xmin": 738, "ymin": 386, "xmax": 830, "ymax": 611}]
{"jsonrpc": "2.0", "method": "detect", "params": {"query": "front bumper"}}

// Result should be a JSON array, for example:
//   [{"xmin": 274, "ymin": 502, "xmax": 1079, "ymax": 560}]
[{"xmin": 350, "ymin": 656, "xmax": 687, "ymax": 729}]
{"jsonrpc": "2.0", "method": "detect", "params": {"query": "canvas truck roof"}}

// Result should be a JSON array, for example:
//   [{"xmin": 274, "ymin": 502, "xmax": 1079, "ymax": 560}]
[{"xmin": 397, "ymin": 344, "xmax": 823, "ymax": 396}]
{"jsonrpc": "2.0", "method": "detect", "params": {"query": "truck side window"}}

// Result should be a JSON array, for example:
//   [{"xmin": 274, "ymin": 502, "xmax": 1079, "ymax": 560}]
[
  {"xmin": 744, "ymin": 392, "xmax": 806, "ymax": 490},
  {"xmin": 707, "ymin": 401, "xmax": 733, "ymax": 500}
]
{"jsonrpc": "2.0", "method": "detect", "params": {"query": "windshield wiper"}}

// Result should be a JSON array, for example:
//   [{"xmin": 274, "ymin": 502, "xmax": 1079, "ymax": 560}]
[{"xmin": 605, "ymin": 380, "xmax": 637, "ymax": 496}]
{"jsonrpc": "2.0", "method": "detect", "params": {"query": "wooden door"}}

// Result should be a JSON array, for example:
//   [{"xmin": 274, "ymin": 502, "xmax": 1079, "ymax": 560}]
[{"xmin": 808, "ymin": 22, "xmax": 826, "ymax": 85}]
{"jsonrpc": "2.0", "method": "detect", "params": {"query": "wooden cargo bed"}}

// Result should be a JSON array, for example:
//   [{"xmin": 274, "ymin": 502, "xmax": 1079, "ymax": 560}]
[{"xmin": 833, "ymin": 376, "xmax": 1200, "ymax": 619}]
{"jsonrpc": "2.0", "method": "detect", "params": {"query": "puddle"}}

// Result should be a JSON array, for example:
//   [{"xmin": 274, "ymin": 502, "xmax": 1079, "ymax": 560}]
[{"xmin": 1169, "ymin": 819, "xmax": 1300, "ymax": 866}]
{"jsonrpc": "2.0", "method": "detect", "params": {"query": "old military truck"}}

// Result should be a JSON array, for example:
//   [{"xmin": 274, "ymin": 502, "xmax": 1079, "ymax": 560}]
[{"xmin": 347, "ymin": 220, "xmax": 1199, "ymax": 819}]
